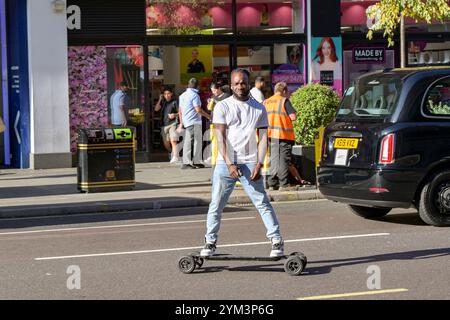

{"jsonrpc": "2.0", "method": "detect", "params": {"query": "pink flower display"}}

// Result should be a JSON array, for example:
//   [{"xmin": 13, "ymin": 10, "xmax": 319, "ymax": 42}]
[{"xmin": 68, "ymin": 46, "xmax": 108, "ymax": 154}]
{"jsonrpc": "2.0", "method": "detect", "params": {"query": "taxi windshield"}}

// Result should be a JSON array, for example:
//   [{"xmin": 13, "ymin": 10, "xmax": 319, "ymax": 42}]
[{"xmin": 337, "ymin": 74, "xmax": 403, "ymax": 119}]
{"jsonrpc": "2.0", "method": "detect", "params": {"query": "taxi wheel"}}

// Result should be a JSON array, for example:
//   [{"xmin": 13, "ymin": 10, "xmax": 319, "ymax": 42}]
[
  {"xmin": 419, "ymin": 170, "xmax": 450, "ymax": 227},
  {"xmin": 348, "ymin": 205, "xmax": 391, "ymax": 219}
]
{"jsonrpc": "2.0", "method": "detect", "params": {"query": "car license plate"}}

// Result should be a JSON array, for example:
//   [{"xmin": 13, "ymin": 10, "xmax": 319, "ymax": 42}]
[{"xmin": 334, "ymin": 138, "xmax": 359, "ymax": 149}]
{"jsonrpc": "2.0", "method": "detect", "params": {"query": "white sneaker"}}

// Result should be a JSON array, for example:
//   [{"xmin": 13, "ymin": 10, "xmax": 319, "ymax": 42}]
[
  {"xmin": 170, "ymin": 157, "xmax": 180, "ymax": 164},
  {"xmin": 270, "ymin": 238, "xmax": 284, "ymax": 257},
  {"xmin": 200, "ymin": 241, "xmax": 217, "ymax": 257}
]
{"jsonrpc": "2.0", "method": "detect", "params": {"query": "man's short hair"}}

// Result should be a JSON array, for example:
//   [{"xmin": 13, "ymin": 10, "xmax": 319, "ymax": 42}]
[
  {"xmin": 230, "ymin": 68, "xmax": 250, "ymax": 82},
  {"xmin": 274, "ymin": 82, "xmax": 288, "ymax": 93},
  {"xmin": 162, "ymin": 86, "xmax": 173, "ymax": 93},
  {"xmin": 255, "ymin": 76, "xmax": 264, "ymax": 84},
  {"xmin": 188, "ymin": 78, "xmax": 198, "ymax": 88},
  {"xmin": 120, "ymin": 81, "xmax": 128, "ymax": 87},
  {"xmin": 210, "ymin": 82, "xmax": 223, "ymax": 90}
]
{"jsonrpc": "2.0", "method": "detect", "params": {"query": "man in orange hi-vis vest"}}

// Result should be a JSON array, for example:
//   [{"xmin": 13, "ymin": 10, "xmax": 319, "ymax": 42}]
[{"xmin": 263, "ymin": 82, "xmax": 298, "ymax": 191}]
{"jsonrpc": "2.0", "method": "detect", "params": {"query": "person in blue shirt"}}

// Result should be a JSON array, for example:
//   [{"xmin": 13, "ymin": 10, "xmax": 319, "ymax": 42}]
[
  {"xmin": 178, "ymin": 78, "xmax": 211, "ymax": 169},
  {"xmin": 110, "ymin": 81, "xmax": 130, "ymax": 127}
]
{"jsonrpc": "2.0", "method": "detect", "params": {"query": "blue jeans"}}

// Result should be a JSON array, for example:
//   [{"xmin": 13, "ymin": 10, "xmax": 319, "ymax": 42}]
[{"xmin": 205, "ymin": 163, "xmax": 282, "ymax": 243}]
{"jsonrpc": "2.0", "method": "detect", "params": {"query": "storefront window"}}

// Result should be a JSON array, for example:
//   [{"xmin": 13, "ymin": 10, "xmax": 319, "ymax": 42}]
[
  {"xmin": 235, "ymin": 46, "xmax": 271, "ymax": 98},
  {"xmin": 236, "ymin": 0, "xmax": 302, "ymax": 35},
  {"xmin": 106, "ymin": 46, "xmax": 146, "ymax": 152},
  {"xmin": 68, "ymin": 46, "xmax": 146, "ymax": 155},
  {"xmin": 408, "ymin": 41, "xmax": 450, "ymax": 66},
  {"xmin": 343, "ymin": 47, "xmax": 395, "ymax": 91},
  {"xmin": 147, "ymin": 45, "xmax": 218, "ymax": 155},
  {"xmin": 273, "ymin": 43, "xmax": 304, "ymax": 96},
  {"xmin": 146, "ymin": 0, "xmax": 232, "ymax": 35}
]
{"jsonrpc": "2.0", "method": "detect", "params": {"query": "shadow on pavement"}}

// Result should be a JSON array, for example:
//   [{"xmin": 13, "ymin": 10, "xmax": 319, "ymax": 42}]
[
  {"xmin": 192, "ymin": 247, "xmax": 450, "ymax": 275},
  {"xmin": 220, "ymin": 264, "xmax": 285, "ymax": 274},
  {"xmin": 371, "ymin": 212, "xmax": 427, "ymax": 226},
  {"xmin": 0, "ymin": 174, "xmax": 76, "ymax": 180},
  {"xmin": 304, "ymin": 247, "xmax": 450, "ymax": 276},
  {"xmin": 0, "ymin": 182, "xmax": 211, "ymax": 199},
  {"xmin": 0, "ymin": 204, "xmax": 252, "ymax": 230}
]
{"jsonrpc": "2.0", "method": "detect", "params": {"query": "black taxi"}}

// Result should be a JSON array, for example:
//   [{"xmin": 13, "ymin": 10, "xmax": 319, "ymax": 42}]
[{"xmin": 317, "ymin": 67, "xmax": 450, "ymax": 226}]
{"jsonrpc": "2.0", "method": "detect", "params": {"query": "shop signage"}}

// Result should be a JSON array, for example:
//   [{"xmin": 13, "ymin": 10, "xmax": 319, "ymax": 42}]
[
  {"xmin": 67, "ymin": 5, "xmax": 81, "ymax": 30},
  {"xmin": 272, "ymin": 73, "xmax": 304, "ymax": 84},
  {"xmin": 320, "ymin": 71, "xmax": 334, "ymax": 86},
  {"xmin": 352, "ymin": 47, "xmax": 385, "ymax": 64},
  {"xmin": 409, "ymin": 50, "xmax": 450, "ymax": 65},
  {"xmin": 67, "ymin": 0, "xmax": 145, "ymax": 37}
]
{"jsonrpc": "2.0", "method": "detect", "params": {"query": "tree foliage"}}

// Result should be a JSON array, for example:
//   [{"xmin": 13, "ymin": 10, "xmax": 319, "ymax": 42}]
[{"xmin": 366, "ymin": 0, "xmax": 450, "ymax": 46}]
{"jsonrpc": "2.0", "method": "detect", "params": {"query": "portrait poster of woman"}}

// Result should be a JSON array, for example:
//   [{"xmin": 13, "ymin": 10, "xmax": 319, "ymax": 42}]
[{"xmin": 311, "ymin": 37, "xmax": 343, "ymax": 96}]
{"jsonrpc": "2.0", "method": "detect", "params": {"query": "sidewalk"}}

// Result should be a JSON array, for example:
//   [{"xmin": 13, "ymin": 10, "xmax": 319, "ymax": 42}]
[{"xmin": 0, "ymin": 163, "xmax": 323, "ymax": 219}]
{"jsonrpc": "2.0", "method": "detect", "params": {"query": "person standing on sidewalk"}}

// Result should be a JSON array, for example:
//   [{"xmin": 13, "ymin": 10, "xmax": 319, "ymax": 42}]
[
  {"xmin": 110, "ymin": 81, "xmax": 130, "ymax": 127},
  {"xmin": 263, "ymin": 82, "xmax": 297, "ymax": 191},
  {"xmin": 178, "ymin": 77, "xmax": 211, "ymax": 169},
  {"xmin": 154, "ymin": 86, "xmax": 180, "ymax": 163},
  {"xmin": 200, "ymin": 69, "xmax": 284, "ymax": 258}
]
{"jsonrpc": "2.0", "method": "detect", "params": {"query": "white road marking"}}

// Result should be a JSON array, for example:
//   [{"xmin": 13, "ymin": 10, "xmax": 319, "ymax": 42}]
[
  {"xmin": 0, "ymin": 217, "xmax": 255, "ymax": 236},
  {"xmin": 35, "ymin": 232, "xmax": 390, "ymax": 261},
  {"xmin": 297, "ymin": 288, "xmax": 409, "ymax": 300}
]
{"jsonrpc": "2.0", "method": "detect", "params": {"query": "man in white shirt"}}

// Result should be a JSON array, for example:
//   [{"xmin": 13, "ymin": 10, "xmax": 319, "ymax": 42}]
[
  {"xmin": 200, "ymin": 69, "xmax": 284, "ymax": 258},
  {"xmin": 250, "ymin": 76, "xmax": 265, "ymax": 103}
]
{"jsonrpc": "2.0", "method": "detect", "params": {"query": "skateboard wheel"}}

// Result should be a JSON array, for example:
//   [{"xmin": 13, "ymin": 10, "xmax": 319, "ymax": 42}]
[
  {"xmin": 284, "ymin": 256, "xmax": 305, "ymax": 276},
  {"xmin": 178, "ymin": 256, "xmax": 196, "ymax": 274}
]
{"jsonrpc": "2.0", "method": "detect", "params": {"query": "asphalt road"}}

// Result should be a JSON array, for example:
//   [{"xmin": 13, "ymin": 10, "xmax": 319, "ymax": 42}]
[{"xmin": 0, "ymin": 200, "xmax": 449, "ymax": 300}]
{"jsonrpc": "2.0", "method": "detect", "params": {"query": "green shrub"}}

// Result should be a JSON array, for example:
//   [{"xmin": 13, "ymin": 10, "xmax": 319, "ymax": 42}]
[{"xmin": 290, "ymin": 83, "xmax": 340, "ymax": 145}]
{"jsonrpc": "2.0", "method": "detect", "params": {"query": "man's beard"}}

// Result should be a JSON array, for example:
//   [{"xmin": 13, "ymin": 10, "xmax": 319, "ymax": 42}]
[{"xmin": 233, "ymin": 90, "xmax": 250, "ymax": 102}]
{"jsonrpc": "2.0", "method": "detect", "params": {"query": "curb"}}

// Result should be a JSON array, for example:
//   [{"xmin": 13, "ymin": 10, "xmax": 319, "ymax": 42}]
[{"xmin": 0, "ymin": 189, "xmax": 324, "ymax": 219}]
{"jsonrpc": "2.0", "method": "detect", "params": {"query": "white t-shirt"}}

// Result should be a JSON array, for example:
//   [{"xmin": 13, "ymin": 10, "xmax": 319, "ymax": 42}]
[
  {"xmin": 250, "ymin": 87, "xmax": 265, "ymax": 104},
  {"xmin": 213, "ymin": 96, "xmax": 268, "ymax": 164}
]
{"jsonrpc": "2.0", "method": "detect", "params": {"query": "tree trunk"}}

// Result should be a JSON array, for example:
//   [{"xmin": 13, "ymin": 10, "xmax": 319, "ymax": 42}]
[{"xmin": 400, "ymin": 14, "xmax": 405, "ymax": 68}]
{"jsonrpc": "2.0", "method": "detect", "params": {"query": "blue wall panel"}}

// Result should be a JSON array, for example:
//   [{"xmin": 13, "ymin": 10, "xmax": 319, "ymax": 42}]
[{"xmin": 6, "ymin": 0, "xmax": 30, "ymax": 168}]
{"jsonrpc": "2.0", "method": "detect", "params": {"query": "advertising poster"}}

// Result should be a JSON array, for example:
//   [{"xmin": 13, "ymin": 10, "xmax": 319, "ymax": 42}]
[
  {"xmin": 179, "ymin": 46, "xmax": 213, "ymax": 87},
  {"xmin": 287, "ymin": 44, "xmax": 303, "ymax": 73},
  {"xmin": 310, "ymin": 36, "xmax": 342, "ymax": 96},
  {"xmin": 343, "ymin": 47, "xmax": 394, "ymax": 90}
]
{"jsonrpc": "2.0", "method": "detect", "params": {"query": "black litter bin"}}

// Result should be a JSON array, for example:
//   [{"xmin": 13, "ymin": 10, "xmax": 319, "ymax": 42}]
[{"xmin": 77, "ymin": 127, "xmax": 135, "ymax": 193}]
